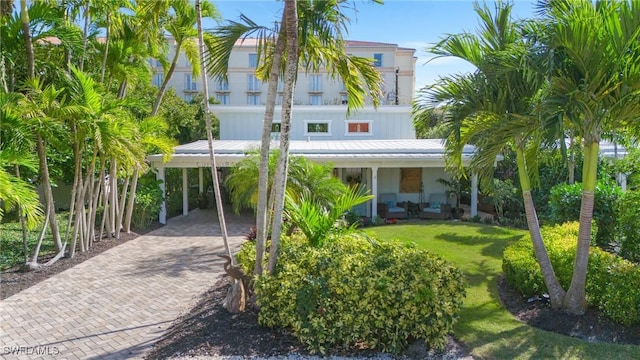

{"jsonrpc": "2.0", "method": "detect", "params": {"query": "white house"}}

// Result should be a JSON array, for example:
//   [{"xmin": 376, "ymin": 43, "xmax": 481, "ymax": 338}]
[
  {"xmin": 147, "ymin": 38, "xmax": 481, "ymax": 224},
  {"xmin": 148, "ymin": 105, "xmax": 481, "ymax": 224}
]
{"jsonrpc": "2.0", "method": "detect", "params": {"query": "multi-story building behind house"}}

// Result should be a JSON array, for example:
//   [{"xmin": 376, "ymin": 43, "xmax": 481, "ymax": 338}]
[{"xmin": 150, "ymin": 37, "xmax": 416, "ymax": 106}]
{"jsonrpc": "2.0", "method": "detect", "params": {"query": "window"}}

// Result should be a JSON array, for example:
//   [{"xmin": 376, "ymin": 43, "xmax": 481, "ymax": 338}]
[
  {"xmin": 216, "ymin": 94, "xmax": 230, "ymax": 105},
  {"xmin": 152, "ymin": 73, "xmax": 163, "ymax": 87},
  {"xmin": 215, "ymin": 76, "xmax": 229, "ymax": 91},
  {"xmin": 185, "ymin": 57, "xmax": 191, "ymax": 67},
  {"xmin": 345, "ymin": 121, "xmax": 372, "ymax": 136},
  {"xmin": 271, "ymin": 123, "xmax": 281, "ymax": 132},
  {"xmin": 184, "ymin": 94, "xmax": 192, "ymax": 103},
  {"xmin": 309, "ymin": 95, "xmax": 322, "ymax": 105},
  {"xmin": 309, "ymin": 74, "xmax": 322, "ymax": 91},
  {"xmin": 247, "ymin": 75, "xmax": 261, "ymax": 91},
  {"xmin": 249, "ymin": 53, "xmax": 258, "ymax": 67},
  {"xmin": 155, "ymin": 59, "xmax": 162, "ymax": 67},
  {"xmin": 277, "ymin": 80, "xmax": 284, "ymax": 92},
  {"xmin": 184, "ymin": 74, "xmax": 197, "ymax": 91},
  {"xmin": 340, "ymin": 81, "xmax": 346, "ymax": 91},
  {"xmin": 276, "ymin": 94, "xmax": 283, "ymax": 105},
  {"xmin": 400, "ymin": 168, "xmax": 422, "ymax": 193},
  {"xmin": 373, "ymin": 53, "xmax": 383, "ymax": 67},
  {"xmin": 340, "ymin": 94, "xmax": 348, "ymax": 105},
  {"xmin": 247, "ymin": 94, "xmax": 261, "ymax": 105},
  {"xmin": 304, "ymin": 120, "xmax": 331, "ymax": 136}
]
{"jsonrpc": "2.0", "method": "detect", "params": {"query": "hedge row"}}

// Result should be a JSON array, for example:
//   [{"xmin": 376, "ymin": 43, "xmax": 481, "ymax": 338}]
[
  {"xmin": 503, "ymin": 222, "xmax": 640, "ymax": 325},
  {"xmin": 238, "ymin": 234, "xmax": 466, "ymax": 354}
]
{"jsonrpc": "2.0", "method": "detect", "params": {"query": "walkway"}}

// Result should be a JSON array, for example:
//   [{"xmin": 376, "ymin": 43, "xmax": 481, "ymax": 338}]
[{"xmin": 0, "ymin": 209, "xmax": 254, "ymax": 360}]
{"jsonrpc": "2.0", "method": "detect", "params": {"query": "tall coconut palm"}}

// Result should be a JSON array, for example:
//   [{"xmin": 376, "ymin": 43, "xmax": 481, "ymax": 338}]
[
  {"xmin": 196, "ymin": 0, "xmax": 233, "ymax": 262},
  {"xmin": 206, "ymin": 0, "xmax": 383, "ymax": 275},
  {"xmin": 413, "ymin": 2, "xmax": 567, "ymax": 308},
  {"xmin": 538, "ymin": 0, "xmax": 640, "ymax": 314}
]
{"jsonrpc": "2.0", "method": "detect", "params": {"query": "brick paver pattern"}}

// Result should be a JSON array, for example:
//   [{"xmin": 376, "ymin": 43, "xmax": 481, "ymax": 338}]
[{"xmin": 0, "ymin": 209, "xmax": 254, "ymax": 360}]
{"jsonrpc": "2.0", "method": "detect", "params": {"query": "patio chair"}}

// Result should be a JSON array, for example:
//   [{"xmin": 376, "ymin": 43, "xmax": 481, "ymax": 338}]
[
  {"xmin": 420, "ymin": 193, "xmax": 452, "ymax": 220},
  {"xmin": 377, "ymin": 193, "xmax": 409, "ymax": 219}
]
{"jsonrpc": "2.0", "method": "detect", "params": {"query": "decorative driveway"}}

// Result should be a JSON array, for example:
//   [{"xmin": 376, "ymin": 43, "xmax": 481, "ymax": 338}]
[{"xmin": 0, "ymin": 209, "xmax": 253, "ymax": 359}]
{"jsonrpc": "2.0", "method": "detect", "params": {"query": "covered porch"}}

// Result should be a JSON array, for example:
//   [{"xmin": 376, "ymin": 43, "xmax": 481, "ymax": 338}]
[{"xmin": 147, "ymin": 139, "xmax": 479, "ymax": 224}]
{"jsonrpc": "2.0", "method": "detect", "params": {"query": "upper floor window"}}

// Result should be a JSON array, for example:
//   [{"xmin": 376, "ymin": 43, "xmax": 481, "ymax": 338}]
[
  {"xmin": 215, "ymin": 76, "xmax": 229, "ymax": 91},
  {"xmin": 152, "ymin": 73, "xmax": 163, "ymax": 88},
  {"xmin": 304, "ymin": 120, "xmax": 331, "ymax": 136},
  {"xmin": 345, "ymin": 120, "xmax": 372, "ymax": 136},
  {"xmin": 309, "ymin": 74, "xmax": 322, "ymax": 91},
  {"xmin": 309, "ymin": 95, "xmax": 323, "ymax": 105},
  {"xmin": 247, "ymin": 94, "xmax": 261, "ymax": 105},
  {"xmin": 276, "ymin": 94, "xmax": 283, "ymax": 105},
  {"xmin": 185, "ymin": 57, "xmax": 191, "ymax": 67},
  {"xmin": 373, "ymin": 53, "xmax": 383, "ymax": 67},
  {"xmin": 184, "ymin": 74, "xmax": 197, "ymax": 91},
  {"xmin": 216, "ymin": 94, "xmax": 230, "ymax": 105},
  {"xmin": 340, "ymin": 94, "xmax": 348, "ymax": 105},
  {"xmin": 277, "ymin": 80, "xmax": 284, "ymax": 92},
  {"xmin": 247, "ymin": 75, "xmax": 261, "ymax": 91},
  {"xmin": 249, "ymin": 53, "xmax": 258, "ymax": 67}
]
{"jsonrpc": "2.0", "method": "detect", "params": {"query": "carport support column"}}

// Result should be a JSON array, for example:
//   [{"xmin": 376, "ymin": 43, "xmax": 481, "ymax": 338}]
[
  {"xmin": 471, "ymin": 173, "xmax": 478, "ymax": 217},
  {"xmin": 157, "ymin": 166, "xmax": 166, "ymax": 224},
  {"xmin": 198, "ymin": 167, "xmax": 204, "ymax": 193},
  {"xmin": 182, "ymin": 168, "xmax": 189, "ymax": 216},
  {"xmin": 371, "ymin": 166, "xmax": 378, "ymax": 220}
]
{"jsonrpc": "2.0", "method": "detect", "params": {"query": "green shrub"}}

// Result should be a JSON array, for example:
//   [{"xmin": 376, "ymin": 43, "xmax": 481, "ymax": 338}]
[
  {"xmin": 619, "ymin": 190, "xmax": 640, "ymax": 262},
  {"xmin": 547, "ymin": 181, "xmax": 622, "ymax": 248},
  {"xmin": 240, "ymin": 234, "xmax": 466, "ymax": 354},
  {"xmin": 502, "ymin": 222, "xmax": 640, "ymax": 325},
  {"xmin": 131, "ymin": 172, "xmax": 163, "ymax": 229}
]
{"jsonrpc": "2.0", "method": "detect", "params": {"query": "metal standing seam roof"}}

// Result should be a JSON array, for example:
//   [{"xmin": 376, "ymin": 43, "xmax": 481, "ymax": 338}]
[{"xmin": 148, "ymin": 139, "xmax": 475, "ymax": 166}]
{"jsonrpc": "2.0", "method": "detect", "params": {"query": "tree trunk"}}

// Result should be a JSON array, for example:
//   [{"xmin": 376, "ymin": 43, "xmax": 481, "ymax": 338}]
[
  {"xmin": 563, "ymin": 141, "xmax": 599, "ymax": 314},
  {"xmin": 20, "ymin": 0, "xmax": 34, "ymax": 79},
  {"xmin": 124, "ymin": 167, "xmax": 139, "ymax": 233},
  {"xmin": 100, "ymin": 13, "xmax": 110, "ymax": 83},
  {"xmin": 268, "ymin": 0, "xmax": 299, "ymax": 274},
  {"xmin": 151, "ymin": 42, "xmax": 183, "ymax": 116},
  {"xmin": 116, "ymin": 174, "xmax": 130, "ymax": 239},
  {"xmin": 196, "ymin": 0, "xmax": 232, "ymax": 260},
  {"xmin": 254, "ymin": 13, "xmax": 287, "ymax": 275},
  {"xmin": 35, "ymin": 134, "xmax": 63, "ymax": 252},
  {"xmin": 516, "ymin": 147, "xmax": 566, "ymax": 308}
]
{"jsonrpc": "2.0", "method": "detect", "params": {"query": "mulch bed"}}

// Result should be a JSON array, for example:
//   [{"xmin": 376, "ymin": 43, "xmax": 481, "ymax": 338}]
[{"xmin": 497, "ymin": 275, "xmax": 640, "ymax": 345}]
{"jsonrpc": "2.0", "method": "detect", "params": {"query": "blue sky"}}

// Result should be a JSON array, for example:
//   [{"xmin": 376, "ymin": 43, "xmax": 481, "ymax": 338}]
[{"xmin": 209, "ymin": 0, "xmax": 537, "ymax": 93}]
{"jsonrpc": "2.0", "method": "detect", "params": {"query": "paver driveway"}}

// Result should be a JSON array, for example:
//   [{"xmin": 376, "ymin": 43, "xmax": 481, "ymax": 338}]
[{"xmin": 0, "ymin": 209, "xmax": 253, "ymax": 360}]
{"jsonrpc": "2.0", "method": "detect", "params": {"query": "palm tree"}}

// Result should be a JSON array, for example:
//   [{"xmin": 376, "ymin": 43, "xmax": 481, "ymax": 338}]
[
  {"xmin": 538, "ymin": 0, "xmax": 640, "ymax": 314},
  {"xmin": 413, "ymin": 2, "xmax": 567, "ymax": 308},
  {"xmin": 206, "ymin": 0, "xmax": 384, "ymax": 275},
  {"xmin": 196, "ymin": 0, "xmax": 233, "ymax": 262}
]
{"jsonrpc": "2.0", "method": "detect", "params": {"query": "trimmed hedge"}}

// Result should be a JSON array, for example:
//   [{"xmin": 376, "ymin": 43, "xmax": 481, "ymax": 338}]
[
  {"xmin": 238, "ymin": 234, "xmax": 466, "ymax": 354},
  {"xmin": 503, "ymin": 222, "xmax": 640, "ymax": 325}
]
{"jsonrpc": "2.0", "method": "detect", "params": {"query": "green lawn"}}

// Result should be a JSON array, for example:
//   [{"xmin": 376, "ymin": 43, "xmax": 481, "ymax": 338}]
[{"xmin": 366, "ymin": 222, "xmax": 640, "ymax": 360}]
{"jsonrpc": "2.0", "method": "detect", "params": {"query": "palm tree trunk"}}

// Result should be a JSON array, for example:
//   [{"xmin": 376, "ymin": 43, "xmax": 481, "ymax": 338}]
[
  {"xmin": 151, "ymin": 43, "xmax": 183, "ymax": 116},
  {"xmin": 35, "ymin": 134, "xmax": 63, "ymax": 252},
  {"xmin": 563, "ymin": 140, "xmax": 599, "ymax": 314},
  {"xmin": 100, "ymin": 13, "xmax": 110, "ymax": 83},
  {"xmin": 20, "ymin": 0, "xmax": 34, "ymax": 79},
  {"xmin": 268, "ymin": 0, "xmax": 298, "ymax": 274},
  {"xmin": 116, "ymin": 175, "xmax": 129, "ymax": 239},
  {"xmin": 124, "ymin": 167, "xmax": 139, "ymax": 233},
  {"xmin": 516, "ymin": 146, "xmax": 566, "ymax": 308},
  {"xmin": 255, "ymin": 13, "xmax": 286, "ymax": 275},
  {"xmin": 80, "ymin": 1, "xmax": 89, "ymax": 71},
  {"xmin": 196, "ymin": 0, "xmax": 232, "ymax": 260}
]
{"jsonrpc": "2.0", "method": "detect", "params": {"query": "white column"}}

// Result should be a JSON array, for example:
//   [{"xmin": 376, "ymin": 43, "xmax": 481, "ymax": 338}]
[
  {"xmin": 471, "ymin": 173, "xmax": 478, "ymax": 217},
  {"xmin": 371, "ymin": 166, "xmax": 378, "ymax": 220},
  {"xmin": 619, "ymin": 172, "xmax": 628, "ymax": 192},
  {"xmin": 157, "ymin": 166, "xmax": 166, "ymax": 224},
  {"xmin": 182, "ymin": 168, "xmax": 189, "ymax": 216},
  {"xmin": 199, "ymin": 167, "xmax": 204, "ymax": 193}
]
